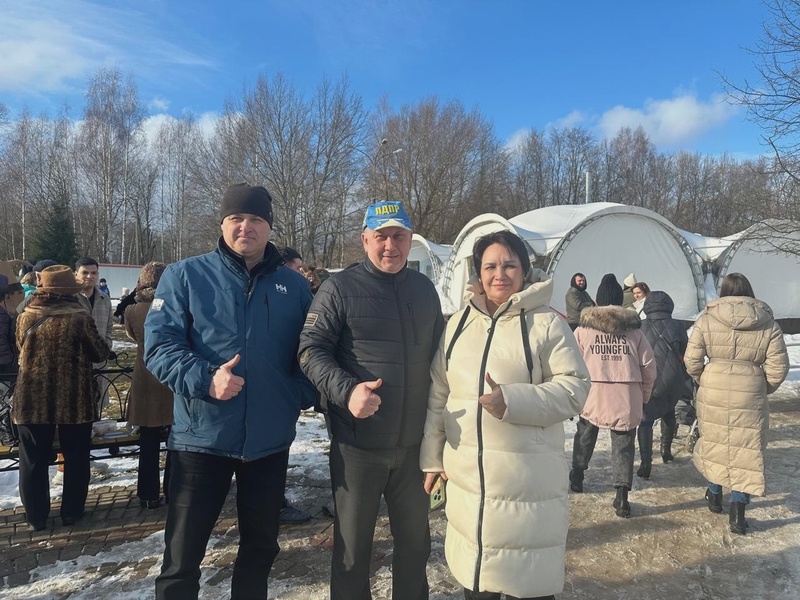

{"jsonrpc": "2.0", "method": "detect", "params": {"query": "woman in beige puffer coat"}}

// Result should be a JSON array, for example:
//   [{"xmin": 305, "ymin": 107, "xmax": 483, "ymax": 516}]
[
  {"xmin": 420, "ymin": 231, "xmax": 590, "ymax": 600},
  {"xmin": 685, "ymin": 272, "xmax": 788, "ymax": 535}
]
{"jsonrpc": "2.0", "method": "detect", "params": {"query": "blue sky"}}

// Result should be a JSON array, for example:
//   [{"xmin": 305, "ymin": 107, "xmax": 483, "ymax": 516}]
[{"xmin": 0, "ymin": 0, "xmax": 772, "ymax": 157}]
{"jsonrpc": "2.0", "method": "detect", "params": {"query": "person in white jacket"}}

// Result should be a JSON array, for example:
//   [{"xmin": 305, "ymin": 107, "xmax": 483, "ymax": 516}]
[{"xmin": 420, "ymin": 230, "xmax": 591, "ymax": 600}]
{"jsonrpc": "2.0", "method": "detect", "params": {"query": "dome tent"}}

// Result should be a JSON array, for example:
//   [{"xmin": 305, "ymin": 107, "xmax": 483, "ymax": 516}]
[
  {"xmin": 439, "ymin": 202, "xmax": 705, "ymax": 319},
  {"xmin": 408, "ymin": 233, "xmax": 452, "ymax": 285},
  {"xmin": 714, "ymin": 219, "xmax": 800, "ymax": 327}
]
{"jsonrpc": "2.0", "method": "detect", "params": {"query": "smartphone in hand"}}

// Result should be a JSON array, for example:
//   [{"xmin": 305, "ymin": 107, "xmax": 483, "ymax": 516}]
[{"xmin": 429, "ymin": 475, "xmax": 446, "ymax": 511}]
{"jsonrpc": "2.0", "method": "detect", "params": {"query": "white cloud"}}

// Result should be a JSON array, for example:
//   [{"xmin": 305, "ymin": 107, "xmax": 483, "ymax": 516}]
[
  {"xmin": 140, "ymin": 114, "xmax": 177, "ymax": 148},
  {"xmin": 139, "ymin": 111, "xmax": 222, "ymax": 148},
  {"xmin": 195, "ymin": 111, "xmax": 222, "ymax": 139},
  {"xmin": 0, "ymin": 0, "xmax": 215, "ymax": 95},
  {"xmin": 549, "ymin": 109, "xmax": 587, "ymax": 130},
  {"xmin": 596, "ymin": 93, "xmax": 738, "ymax": 148},
  {"xmin": 503, "ymin": 128, "xmax": 530, "ymax": 153},
  {"xmin": 149, "ymin": 96, "xmax": 170, "ymax": 112}
]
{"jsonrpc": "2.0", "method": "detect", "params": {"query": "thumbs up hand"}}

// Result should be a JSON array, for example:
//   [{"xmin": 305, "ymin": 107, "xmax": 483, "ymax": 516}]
[
  {"xmin": 478, "ymin": 372, "xmax": 507, "ymax": 420},
  {"xmin": 208, "ymin": 354, "xmax": 245, "ymax": 401},
  {"xmin": 348, "ymin": 378, "xmax": 383, "ymax": 418}
]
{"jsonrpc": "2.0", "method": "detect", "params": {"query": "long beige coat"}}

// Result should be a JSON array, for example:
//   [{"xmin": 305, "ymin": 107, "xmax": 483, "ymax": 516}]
[
  {"xmin": 420, "ymin": 269, "xmax": 590, "ymax": 598},
  {"xmin": 685, "ymin": 296, "xmax": 789, "ymax": 496}
]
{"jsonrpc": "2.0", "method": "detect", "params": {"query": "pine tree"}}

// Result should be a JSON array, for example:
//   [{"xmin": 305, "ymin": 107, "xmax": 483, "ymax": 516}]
[{"xmin": 32, "ymin": 198, "xmax": 78, "ymax": 266}]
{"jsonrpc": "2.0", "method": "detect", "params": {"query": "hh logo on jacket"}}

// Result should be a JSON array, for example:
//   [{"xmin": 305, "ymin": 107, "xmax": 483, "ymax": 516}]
[
  {"xmin": 588, "ymin": 333, "xmax": 631, "ymax": 361},
  {"xmin": 275, "ymin": 284, "xmax": 287, "ymax": 294}
]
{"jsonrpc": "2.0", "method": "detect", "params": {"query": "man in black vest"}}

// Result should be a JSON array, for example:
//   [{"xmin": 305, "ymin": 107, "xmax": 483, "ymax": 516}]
[{"xmin": 298, "ymin": 200, "xmax": 444, "ymax": 600}]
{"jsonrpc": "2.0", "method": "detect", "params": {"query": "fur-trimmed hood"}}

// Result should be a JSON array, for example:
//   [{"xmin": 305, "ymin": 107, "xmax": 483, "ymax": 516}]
[{"xmin": 579, "ymin": 305, "xmax": 641, "ymax": 334}]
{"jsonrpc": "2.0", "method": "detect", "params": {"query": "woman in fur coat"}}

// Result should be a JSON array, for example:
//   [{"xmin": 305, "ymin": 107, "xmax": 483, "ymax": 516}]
[
  {"xmin": 421, "ymin": 230, "xmax": 590, "ymax": 600},
  {"xmin": 570, "ymin": 273, "xmax": 656, "ymax": 518},
  {"xmin": 13, "ymin": 265, "xmax": 109, "ymax": 530},
  {"xmin": 125, "ymin": 262, "xmax": 173, "ymax": 509},
  {"xmin": 685, "ymin": 272, "xmax": 788, "ymax": 535}
]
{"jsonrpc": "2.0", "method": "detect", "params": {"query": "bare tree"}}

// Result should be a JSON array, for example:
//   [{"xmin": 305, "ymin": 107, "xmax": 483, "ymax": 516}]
[
  {"xmin": 505, "ymin": 129, "xmax": 550, "ymax": 215},
  {"xmin": 77, "ymin": 67, "xmax": 145, "ymax": 261},
  {"xmin": 380, "ymin": 97, "xmax": 503, "ymax": 242},
  {"xmin": 723, "ymin": 0, "xmax": 800, "ymax": 181}
]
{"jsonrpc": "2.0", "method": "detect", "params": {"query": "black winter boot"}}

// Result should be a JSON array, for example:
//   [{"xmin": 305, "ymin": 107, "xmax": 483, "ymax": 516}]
[
  {"xmin": 729, "ymin": 501, "xmax": 748, "ymax": 534},
  {"xmin": 704, "ymin": 488, "xmax": 723, "ymax": 513},
  {"xmin": 660, "ymin": 440, "xmax": 673, "ymax": 463},
  {"xmin": 569, "ymin": 468, "xmax": 584, "ymax": 493},
  {"xmin": 660, "ymin": 418, "xmax": 675, "ymax": 463},
  {"xmin": 613, "ymin": 486, "xmax": 630, "ymax": 518},
  {"xmin": 636, "ymin": 427, "xmax": 653, "ymax": 479}
]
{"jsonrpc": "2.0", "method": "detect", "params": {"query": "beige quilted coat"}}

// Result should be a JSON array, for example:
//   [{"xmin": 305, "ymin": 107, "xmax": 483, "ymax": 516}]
[
  {"xmin": 685, "ymin": 296, "xmax": 789, "ymax": 496},
  {"xmin": 420, "ymin": 269, "xmax": 590, "ymax": 598}
]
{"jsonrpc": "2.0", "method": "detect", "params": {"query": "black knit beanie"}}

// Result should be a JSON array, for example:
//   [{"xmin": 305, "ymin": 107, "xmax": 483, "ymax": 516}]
[
  {"xmin": 596, "ymin": 273, "xmax": 623, "ymax": 306},
  {"xmin": 219, "ymin": 183, "xmax": 274, "ymax": 226}
]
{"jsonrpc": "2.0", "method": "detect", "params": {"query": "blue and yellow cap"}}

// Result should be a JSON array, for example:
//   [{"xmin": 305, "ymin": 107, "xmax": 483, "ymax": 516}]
[{"xmin": 362, "ymin": 200, "xmax": 413, "ymax": 231}]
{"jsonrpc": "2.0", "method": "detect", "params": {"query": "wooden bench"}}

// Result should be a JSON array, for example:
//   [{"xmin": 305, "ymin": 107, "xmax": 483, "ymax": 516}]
[{"xmin": 0, "ymin": 353, "xmax": 168, "ymax": 472}]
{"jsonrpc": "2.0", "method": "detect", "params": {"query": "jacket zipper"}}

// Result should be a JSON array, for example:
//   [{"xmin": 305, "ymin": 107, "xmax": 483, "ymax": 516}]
[
  {"xmin": 396, "ymin": 278, "xmax": 409, "ymax": 445},
  {"xmin": 472, "ymin": 316, "xmax": 498, "ymax": 592},
  {"xmin": 240, "ymin": 272, "xmax": 257, "ymax": 460}
]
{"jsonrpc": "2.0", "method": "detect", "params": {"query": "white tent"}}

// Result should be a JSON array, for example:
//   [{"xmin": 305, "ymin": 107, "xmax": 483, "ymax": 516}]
[
  {"xmin": 714, "ymin": 219, "xmax": 800, "ymax": 321},
  {"xmin": 439, "ymin": 202, "xmax": 705, "ymax": 319},
  {"xmin": 409, "ymin": 234, "xmax": 452, "ymax": 285},
  {"xmin": 676, "ymin": 229, "xmax": 736, "ymax": 264}
]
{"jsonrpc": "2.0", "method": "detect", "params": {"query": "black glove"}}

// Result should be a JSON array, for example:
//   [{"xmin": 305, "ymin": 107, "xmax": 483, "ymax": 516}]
[{"xmin": 107, "ymin": 350, "xmax": 118, "ymax": 360}]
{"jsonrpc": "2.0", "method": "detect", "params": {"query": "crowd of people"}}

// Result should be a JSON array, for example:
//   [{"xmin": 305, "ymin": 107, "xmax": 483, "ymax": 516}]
[{"xmin": 0, "ymin": 183, "xmax": 791, "ymax": 600}]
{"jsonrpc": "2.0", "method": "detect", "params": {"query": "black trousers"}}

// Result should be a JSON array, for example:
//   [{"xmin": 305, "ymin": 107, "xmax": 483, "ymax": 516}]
[
  {"xmin": 17, "ymin": 422, "xmax": 92, "ymax": 523},
  {"xmin": 572, "ymin": 416, "xmax": 636, "ymax": 489},
  {"xmin": 329, "ymin": 440, "xmax": 430, "ymax": 600},
  {"xmin": 155, "ymin": 449, "xmax": 288, "ymax": 600},
  {"xmin": 137, "ymin": 426, "xmax": 172, "ymax": 502},
  {"xmin": 638, "ymin": 411, "xmax": 677, "ymax": 463},
  {"xmin": 463, "ymin": 589, "xmax": 555, "ymax": 600}
]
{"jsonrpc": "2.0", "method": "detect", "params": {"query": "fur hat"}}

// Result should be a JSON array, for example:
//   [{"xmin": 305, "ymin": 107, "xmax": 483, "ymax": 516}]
[
  {"xmin": 138, "ymin": 262, "xmax": 167, "ymax": 290},
  {"xmin": 219, "ymin": 183, "xmax": 274, "ymax": 226},
  {"xmin": 596, "ymin": 273, "xmax": 623, "ymax": 306},
  {"xmin": 623, "ymin": 273, "xmax": 637, "ymax": 288},
  {"xmin": 38, "ymin": 265, "xmax": 84, "ymax": 295}
]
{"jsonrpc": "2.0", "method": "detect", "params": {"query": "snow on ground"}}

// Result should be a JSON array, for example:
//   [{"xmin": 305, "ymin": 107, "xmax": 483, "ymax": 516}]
[{"xmin": 1, "ymin": 336, "xmax": 799, "ymax": 598}]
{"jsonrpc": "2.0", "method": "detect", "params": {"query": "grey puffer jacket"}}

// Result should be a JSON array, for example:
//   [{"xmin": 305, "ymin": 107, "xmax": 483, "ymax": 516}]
[
  {"xmin": 640, "ymin": 291, "xmax": 689, "ymax": 421},
  {"xmin": 298, "ymin": 259, "xmax": 444, "ymax": 450}
]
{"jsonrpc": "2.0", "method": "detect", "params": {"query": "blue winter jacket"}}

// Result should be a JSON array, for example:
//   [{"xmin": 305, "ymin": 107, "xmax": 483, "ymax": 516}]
[{"xmin": 144, "ymin": 239, "xmax": 317, "ymax": 461}]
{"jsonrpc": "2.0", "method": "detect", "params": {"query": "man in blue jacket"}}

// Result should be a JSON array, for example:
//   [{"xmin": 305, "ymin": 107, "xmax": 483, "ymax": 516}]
[{"xmin": 145, "ymin": 183, "xmax": 317, "ymax": 600}]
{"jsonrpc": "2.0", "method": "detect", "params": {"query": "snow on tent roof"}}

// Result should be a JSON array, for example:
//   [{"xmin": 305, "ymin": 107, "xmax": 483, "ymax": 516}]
[
  {"xmin": 715, "ymin": 219, "xmax": 800, "ymax": 320},
  {"xmin": 675, "ymin": 229, "xmax": 737, "ymax": 262},
  {"xmin": 440, "ymin": 202, "xmax": 705, "ymax": 319},
  {"xmin": 409, "ymin": 233, "xmax": 452, "ymax": 284}
]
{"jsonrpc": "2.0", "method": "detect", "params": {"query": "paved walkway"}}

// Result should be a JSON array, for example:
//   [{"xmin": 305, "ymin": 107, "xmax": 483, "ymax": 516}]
[{"xmin": 0, "ymin": 471, "xmax": 422, "ymax": 595}]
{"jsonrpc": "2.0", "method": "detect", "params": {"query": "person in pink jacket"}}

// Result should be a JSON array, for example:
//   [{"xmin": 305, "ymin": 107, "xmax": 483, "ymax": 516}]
[{"xmin": 569, "ymin": 273, "xmax": 656, "ymax": 518}]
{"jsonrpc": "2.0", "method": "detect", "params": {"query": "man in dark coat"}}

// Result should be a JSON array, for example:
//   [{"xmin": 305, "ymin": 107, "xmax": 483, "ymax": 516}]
[
  {"xmin": 298, "ymin": 200, "xmax": 444, "ymax": 600},
  {"xmin": 565, "ymin": 272, "xmax": 594, "ymax": 331}
]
